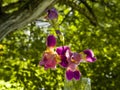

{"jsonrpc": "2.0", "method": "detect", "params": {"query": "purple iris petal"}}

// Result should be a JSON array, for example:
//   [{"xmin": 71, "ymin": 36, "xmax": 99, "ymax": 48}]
[
  {"xmin": 39, "ymin": 52, "xmax": 57, "ymax": 70},
  {"xmin": 86, "ymin": 56, "xmax": 96, "ymax": 62},
  {"xmin": 56, "ymin": 46, "xmax": 70, "ymax": 55},
  {"xmin": 39, "ymin": 56, "xmax": 47, "ymax": 66},
  {"xmin": 67, "ymin": 63, "xmax": 77, "ymax": 71},
  {"xmin": 56, "ymin": 46, "xmax": 70, "ymax": 67},
  {"xmin": 73, "ymin": 70, "xmax": 81, "ymax": 80},
  {"xmin": 47, "ymin": 8, "xmax": 58, "ymax": 20},
  {"xmin": 83, "ymin": 49, "xmax": 94, "ymax": 57},
  {"xmin": 66, "ymin": 70, "xmax": 74, "ymax": 80},
  {"xmin": 83, "ymin": 49, "xmax": 96, "ymax": 62},
  {"xmin": 60, "ymin": 56, "xmax": 68, "ymax": 67},
  {"xmin": 46, "ymin": 35, "xmax": 56, "ymax": 47},
  {"xmin": 44, "ymin": 58, "xmax": 56, "ymax": 69}
]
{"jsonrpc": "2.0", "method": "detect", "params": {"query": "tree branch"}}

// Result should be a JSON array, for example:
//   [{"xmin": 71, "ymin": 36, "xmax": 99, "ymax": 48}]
[
  {"xmin": 81, "ymin": 0, "xmax": 97, "ymax": 22},
  {"xmin": 0, "ymin": 0, "xmax": 57, "ymax": 41},
  {"xmin": 65, "ymin": 0, "xmax": 97, "ymax": 26},
  {"xmin": 0, "ymin": 0, "xmax": 3, "ymax": 14}
]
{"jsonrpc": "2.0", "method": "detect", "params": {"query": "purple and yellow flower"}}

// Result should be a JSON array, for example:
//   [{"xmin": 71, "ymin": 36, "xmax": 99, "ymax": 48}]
[
  {"xmin": 83, "ymin": 49, "xmax": 96, "ymax": 62},
  {"xmin": 65, "ymin": 49, "xmax": 96, "ymax": 80},
  {"xmin": 56, "ymin": 46, "xmax": 70, "ymax": 68},
  {"xmin": 39, "ymin": 35, "xmax": 58, "ymax": 70},
  {"xmin": 46, "ymin": 8, "xmax": 58, "ymax": 20},
  {"xmin": 56, "ymin": 46, "xmax": 83, "ymax": 80},
  {"xmin": 39, "ymin": 34, "xmax": 97, "ymax": 80}
]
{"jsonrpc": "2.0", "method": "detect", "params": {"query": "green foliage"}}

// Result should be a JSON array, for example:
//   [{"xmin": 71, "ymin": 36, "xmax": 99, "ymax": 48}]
[
  {"xmin": 0, "ymin": 23, "xmax": 65, "ymax": 90},
  {"xmin": 0, "ymin": 0, "xmax": 120, "ymax": 90},
  {"xmin": 2, "ymin": 0, "xmax": 18, "ymax": 6}
]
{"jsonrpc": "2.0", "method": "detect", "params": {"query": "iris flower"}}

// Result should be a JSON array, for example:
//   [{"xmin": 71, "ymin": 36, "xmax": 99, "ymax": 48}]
[
  {"xmin": 39, "ymin": 35, "xmax": 97, "ymax": 81},
  {"xmin": 39, "ymin": 35, "xmax": 58, "ymax": 70},
  {"xmin": 46, "ymin": 8, "xmax": 58, "ymax": 20},
  {"xmin": 63, "ymin": 49, "xmax": 96, "ymax": 80},
  {"xmin": 56, "ymin": 46, "xmax": 82, "ymax": 80}
]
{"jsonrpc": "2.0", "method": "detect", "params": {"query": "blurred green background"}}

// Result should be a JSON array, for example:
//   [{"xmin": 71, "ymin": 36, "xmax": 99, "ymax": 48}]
[{"xmin": 0, "ymin": 0, "xmax": 120, "ymax": 90}]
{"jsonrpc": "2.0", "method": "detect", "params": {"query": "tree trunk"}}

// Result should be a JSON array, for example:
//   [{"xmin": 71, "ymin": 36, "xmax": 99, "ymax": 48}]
[{"xmin": 0, "ymin": 0, "xmax": 57, "ymax": 41}]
